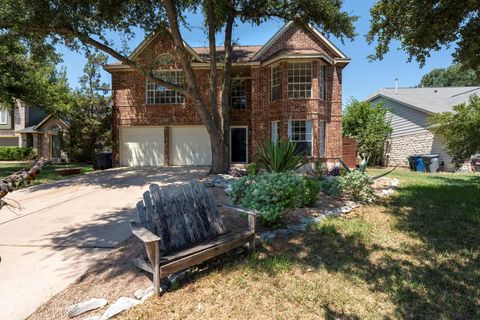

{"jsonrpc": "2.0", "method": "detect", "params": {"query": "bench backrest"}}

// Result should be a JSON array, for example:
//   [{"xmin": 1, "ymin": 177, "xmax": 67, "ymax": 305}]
[{"xmin": 136, "ymin": 180, "xmax": 226, "ymax": 253}]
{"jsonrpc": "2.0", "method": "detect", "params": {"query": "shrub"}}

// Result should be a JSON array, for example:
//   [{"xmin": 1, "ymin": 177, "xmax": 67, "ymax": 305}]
[
  {"xmin": 256, "ymin": 140, "xmax": 305, "ymax": 173},
  {"xmin": 0, "ymin": 147, "xmax": 33, "ymax": 161},
  {"xmin": 320, "ymin": 176, "xmax": 343, "ymax": 198},
  {"xmin": 229, "ymin": 172, "xmax": 305, "ymax": 226},
  {"xmin": 303, "ymin": 176, "xmax": 320, "ymax": 207},
  {"xmin": 341, "ymin": 170, "xmax": 374, "ymax": 202},
  {"xmin": 246, "ymin": 162, "xmax": 259, "ymax": 176}
]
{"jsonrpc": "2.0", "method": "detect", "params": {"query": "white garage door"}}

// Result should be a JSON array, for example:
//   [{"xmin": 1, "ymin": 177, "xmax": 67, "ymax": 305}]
[
  {"xmin": 121, "ymin": 127, "xmax": 164, "ymax": 166},
  {"xmin": 171, "ymin": 126, "xmax": 211, "ymax": 165}
]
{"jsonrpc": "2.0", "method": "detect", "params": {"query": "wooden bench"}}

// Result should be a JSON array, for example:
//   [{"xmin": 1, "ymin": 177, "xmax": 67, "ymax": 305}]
[{"xmin": 131, "ymin": 180, "xmax": 257, "ymax": 295}]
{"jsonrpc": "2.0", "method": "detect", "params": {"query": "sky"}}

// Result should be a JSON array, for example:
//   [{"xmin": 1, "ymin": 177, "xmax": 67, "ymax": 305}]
[{"xmin": 56, "ymin": 0, "xmax": 455, "ymax": 103}]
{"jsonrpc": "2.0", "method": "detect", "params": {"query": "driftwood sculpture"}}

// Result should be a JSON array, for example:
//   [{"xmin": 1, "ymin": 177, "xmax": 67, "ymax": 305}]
[
  {"xmin": 131, "ymin": 180, "xmax": 257, "ymax": 295},
  {"xmin": 0, "ymin": 159, "xmax": 46, "ymax": 209}
]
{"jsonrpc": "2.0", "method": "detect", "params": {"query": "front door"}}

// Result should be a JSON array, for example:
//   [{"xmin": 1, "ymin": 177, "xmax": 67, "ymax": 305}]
[
  {"xmin": 51, "ymin": 134, "xmax": 61, "ymax": 158},
  {"xmin": 231, "ymin": 127, "xmax": 248, "ymax": 163}
]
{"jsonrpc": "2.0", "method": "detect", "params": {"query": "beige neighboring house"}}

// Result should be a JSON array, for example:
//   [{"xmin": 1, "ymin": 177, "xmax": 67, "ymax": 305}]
[
  {"xmin": 366, "ymin": 86, "xmax": 480, "ymax": 171},
  {"xmin": 0, "ymin": 100, "xmax": 69, "ymax": 161}
]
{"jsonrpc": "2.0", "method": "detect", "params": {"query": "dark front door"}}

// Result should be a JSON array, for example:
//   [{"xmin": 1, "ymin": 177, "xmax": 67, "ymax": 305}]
[{"xmin": 231, "ymin": 127, "xmax": 247, "ymax": 163}]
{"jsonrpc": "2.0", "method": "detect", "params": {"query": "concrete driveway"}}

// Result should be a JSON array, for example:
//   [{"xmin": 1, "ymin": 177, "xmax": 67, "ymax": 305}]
[{"xmin": 0, "ymin": 167, "xmax": 207, "ymax": 320}]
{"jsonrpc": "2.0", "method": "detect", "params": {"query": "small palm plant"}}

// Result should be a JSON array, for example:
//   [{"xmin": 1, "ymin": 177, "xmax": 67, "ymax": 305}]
[{"xmin": 257, "ymin": 140, "xmax": 306, "ymax": 173}]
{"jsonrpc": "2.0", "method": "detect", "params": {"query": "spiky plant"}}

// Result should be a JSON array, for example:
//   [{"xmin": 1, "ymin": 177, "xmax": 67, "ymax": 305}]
[{"xmin": 257, "ymin": 140, "xmax": 306, "ymax": 173}]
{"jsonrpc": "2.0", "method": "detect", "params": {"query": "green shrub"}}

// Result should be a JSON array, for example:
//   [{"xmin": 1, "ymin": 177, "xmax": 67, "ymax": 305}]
[
  {"xmin": 246, "ymin": 162, "xmax": 259, "ymax": 176},
  {"xmin": 303, "ymin": 176, "xmax": 320, "ymax": 207},
  {"xmin": 229, "ymin": 172, "xmax": 305, "ymax": 226},
  {"xmin": 320, "ymin": 177, "xmax": 343, "ymax": 198},
  {"xmin": 0, "ymin": 147, "xmax": 33, "ymax": 161},
  {"xmin": 341, "ymin": 170, "xmax": 374, "ymax": 202},
  {"xmin": 256, "ymin": 140, "xmax": 305, "ymax": 173}
]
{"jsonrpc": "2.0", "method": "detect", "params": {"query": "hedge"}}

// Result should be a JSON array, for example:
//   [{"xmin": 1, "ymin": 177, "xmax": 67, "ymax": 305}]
[{"xmin": 0, "ymin": 147, "xmax": 33, "ymax": 161}]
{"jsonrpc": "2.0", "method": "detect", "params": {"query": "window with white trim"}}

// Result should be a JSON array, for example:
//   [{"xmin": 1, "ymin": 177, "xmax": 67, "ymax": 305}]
[
  {"xmin": 231, "ymin": 79, "xmax": 247, "ymax": 109},
  {"xmin": 287, "ymin": 62, "xmax": 312, "ymax": 98},
  {"xmin": 271, "ymin": 121, "xmax": 279, "ymax": 143},
  {"xmin": 146, "ymin": 70, "xmax": 184, "ymax": 105},
  {"xmin": 0, "ymin": 110, "xmax": 8, "ymax": 125},
  {"xmin": 319, "ymin": 120, "xmax": 326, "ymax": 157},
  {"xmin": 288, "ymin": 120, "xmax": 312, "ymax": 156},
  {"xmin": 319, "ymin": 65, "xmax": 326, "ymax": 100},
  {"xmin": 270, "ymin": 65, "xmax": 281, "ymax": 101}
]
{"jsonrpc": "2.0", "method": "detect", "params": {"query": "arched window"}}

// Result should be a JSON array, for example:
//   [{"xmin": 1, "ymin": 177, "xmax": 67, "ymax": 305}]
[{"xmin": 155, "ymin": 53, "xmax": 175, "ymax": 66}]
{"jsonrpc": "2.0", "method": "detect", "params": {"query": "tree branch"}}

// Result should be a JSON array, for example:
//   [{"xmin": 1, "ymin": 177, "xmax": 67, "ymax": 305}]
[{"xmin": 206, "ymin": 0, "xmax": 220, "ymax": 126}]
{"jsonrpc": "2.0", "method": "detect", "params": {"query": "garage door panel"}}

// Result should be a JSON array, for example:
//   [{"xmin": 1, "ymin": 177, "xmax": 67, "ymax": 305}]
[
  {"xmin": 121, "ymin": 127, "xmax": 164, "ymax": 166},
  {"xmin": 171, "ymin": 127, "xmax": 211, "ymax": 166}
]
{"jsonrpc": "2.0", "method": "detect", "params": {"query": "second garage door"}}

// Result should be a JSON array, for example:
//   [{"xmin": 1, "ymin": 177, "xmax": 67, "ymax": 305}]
[
  {"xmin": 170, "ymin": 126, "xmax": 211, "ymax": 166},
  {"xmin": 121, "ymin": 127, "xmax": 164, "ymax": 166}
]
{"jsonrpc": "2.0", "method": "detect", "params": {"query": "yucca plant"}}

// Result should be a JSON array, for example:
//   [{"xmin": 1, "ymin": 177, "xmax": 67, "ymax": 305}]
[{"xmin": 257, "ymin": 140, "xmax": 306, "ymax": 173}]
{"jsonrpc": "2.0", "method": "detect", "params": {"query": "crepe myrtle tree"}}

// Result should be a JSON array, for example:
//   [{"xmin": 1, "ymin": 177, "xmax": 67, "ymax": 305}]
[{"xmin": 0, "ymin": 0, "xmax": 357, "ymax": 173}]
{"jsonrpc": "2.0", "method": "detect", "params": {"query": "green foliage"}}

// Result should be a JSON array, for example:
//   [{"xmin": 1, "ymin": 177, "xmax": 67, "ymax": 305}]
[
  {"xmin": 340, "ymin": 171, "xmax": 374, "ymax": 202},
  {"xmin": 0, "ymin": 147, "xmax": 32, "ymax": 161},
  {"xmin": 418, "ymin": 64, "xmax": 479, "ymax": 88},
  {"xmin": 429, "ymin": 96, "xmax": 480, "ymax": 168},
  {"xmin": 303, "ymin": 176, "xmax": 320, "ymax": 207},
  {"xmin": 257, "ymin": 140, "xmax": 305, "ymax": 173},
  {"xmin": 343, "ymin": 99, "xmax": 392, "ymax": 164},
  {"xmin": 319, "ymin": 177, "xmax": 343, "ymax": 198},
  {"xmin": 367, "ymin": 1, "xmax": 480, "ymax": 78},
  {"xmin": 66, "ymin": 52, "xmax": 111, "ymax": 164},
  {"xmin": 229, "ymin": 172, "xmax": 305, "ymax": 226},
  {"xmin": 246, "ymin": 162, "xmax": 259, "ymax": 176}
]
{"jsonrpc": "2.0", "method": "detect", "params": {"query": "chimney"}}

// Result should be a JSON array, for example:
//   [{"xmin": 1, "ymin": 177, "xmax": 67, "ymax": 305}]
[{"xmin": 395, "ymin": 78, "xmax": 398, "ymax": 95}]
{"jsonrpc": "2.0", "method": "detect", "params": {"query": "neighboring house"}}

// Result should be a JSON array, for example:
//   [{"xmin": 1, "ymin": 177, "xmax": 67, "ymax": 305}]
[
  {"xmin": 104, "ymin": 21, "xmax": 349, "ymax": 167},
  {"xmin": 366, "ymin": 86, "xmax": 480, "ymax": 170},
  {"xmin": 0, "ymin": 100, "xmax": 69, "ymax": 160}
]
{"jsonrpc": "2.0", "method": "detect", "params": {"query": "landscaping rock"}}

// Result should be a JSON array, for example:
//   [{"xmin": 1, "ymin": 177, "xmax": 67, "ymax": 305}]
[
  {"xmin": 99, "ymin": 297, "xmax": 139, "ymax": 320},
  {"xmin": 133, "ymin": 286, "xmax": 154, "ymax": 300},
  {"xmin": 390, "ymin": 178, "xmax": 399, "ymax": 187},
  {"xmin": 67, "ymin": 298, "xmax": 107, "ymax": 318},
  {"xmin": 260, "ymin": 231, "xmax": 276, "ymax": 242},
  {"xmin": 340, "ymin": 206, "xmax": 351, "ymax": 214}
]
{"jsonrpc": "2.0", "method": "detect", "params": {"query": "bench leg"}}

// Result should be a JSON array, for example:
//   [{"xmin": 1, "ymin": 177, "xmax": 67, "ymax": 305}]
[
  {"xmin": 146, "ymin": 240, "xmax": 161, "ymax": 296},
  {"xmin": 248, "ymin": 215, "xmax": 256, "ymax": 250}
]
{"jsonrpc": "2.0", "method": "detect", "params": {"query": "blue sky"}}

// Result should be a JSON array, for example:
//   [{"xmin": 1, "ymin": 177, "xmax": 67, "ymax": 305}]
[{"xmin": 56, "ymin": 0, "xmax": 454, "ymax": 103}]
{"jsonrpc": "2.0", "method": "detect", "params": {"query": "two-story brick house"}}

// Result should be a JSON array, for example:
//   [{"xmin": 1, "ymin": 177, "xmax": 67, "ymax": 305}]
[{"xmin": 104, "ymin": 21, "xmax": 349, "ymax": 167}]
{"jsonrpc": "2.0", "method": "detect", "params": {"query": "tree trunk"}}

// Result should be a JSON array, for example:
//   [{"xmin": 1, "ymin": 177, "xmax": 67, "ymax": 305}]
[{"xmin": 209, "ymin": 130, "xmax": 230, "ymax": 174}]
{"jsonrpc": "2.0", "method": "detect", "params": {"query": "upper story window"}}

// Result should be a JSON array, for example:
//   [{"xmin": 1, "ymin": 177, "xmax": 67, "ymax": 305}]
[
  {"xmin": 288, "ymin": 120, "xmax": 312, "ymax": 156},
  {"xmin": 146, "ymin": 70, "xmax": 184, "ymax": 105},
  {"xmin": 0, "ymin": 110, "xmax": 8, "ymax": 125},
  {"xmin": 270, "ymin": 65, "xmax": 281, "ymax": 101},
  {"xmin": 319, "ymin": 65, "xmax": 326, "ymax": 100},
  {"xmin": 231, "ymin": 79, "xmax": 247, "ymax": 109},
  {"xmin": 287, "ymin": 62, "xmax": 312, "ymax": 99}
]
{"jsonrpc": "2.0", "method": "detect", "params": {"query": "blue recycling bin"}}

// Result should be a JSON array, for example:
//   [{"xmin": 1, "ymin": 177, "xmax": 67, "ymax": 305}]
[{"xmin": 414, "ymin": 156, "xmax": 426, "ymax": 172}]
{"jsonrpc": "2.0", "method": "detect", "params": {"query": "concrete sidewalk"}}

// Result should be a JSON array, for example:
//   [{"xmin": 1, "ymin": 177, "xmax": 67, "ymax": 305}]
[{"xmin": 0, "ymin": 167, "xmax": 207, "ymax": 320}]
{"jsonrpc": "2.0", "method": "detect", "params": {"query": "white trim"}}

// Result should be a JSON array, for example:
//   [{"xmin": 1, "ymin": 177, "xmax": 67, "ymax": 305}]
[
  {"xmin": 252, "ymin": 22, "xmax": 293, "ymax": 60},
  {"xmin": 308, "ymin": 23, "xmax": 349, "ymax": 59},
  {"xmin": 288, "ymin": 119, "xmax": 313, "ymax": 157},
  {"xmin": 230, "ymin": 126, "xmax": 248, "ymax": 164},
  {"xmin": 0, "ymin": 110, "xmax": 8, "ymax": 125},
  {"xmin": 270, "ymin": 64, "xmax": 281, "ymax": 102},
  {"xmin": 261, "ymin": 54, "xmax": 334, "ymax": 67},
  {"xmin": 145, "ymin": 70, "xmax": 185, "ymax": 105}
]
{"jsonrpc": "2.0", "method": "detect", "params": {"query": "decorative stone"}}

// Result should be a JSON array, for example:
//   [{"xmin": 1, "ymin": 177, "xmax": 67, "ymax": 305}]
[
  {"xmin": 340, "ymin": 206, "xmax": 351, "ymax": 213},
  {"xmin": 134, "ymin": 286, "xmax": 154, "ymax": 300},
  {"xmin": 67, "ymin": 298, "xmax": 107, "ymax": 318},
  {"xmin": 100, "ymin": 297, "xmax": 140, "ymax": 320}
]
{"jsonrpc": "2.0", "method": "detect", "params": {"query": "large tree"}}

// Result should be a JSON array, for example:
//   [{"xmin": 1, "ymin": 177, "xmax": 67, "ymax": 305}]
[
  {"xmin": 343, "ymin": 99, "xmax": 392, "ymax": 165},
  {"xmin": 0, "ymin": 0, "xmax": 357, "ymax": 173},
  {"xmin": 0, "ymin": 33, "xmax": 71, "ymax": 113},
  {"xmin": 418, "ymin": 64, "xmax": 479, "ymax": 88},
  {"xmin": 368, "ymin": 1, "xmax": 480, "ymax": 79},
  {"xmin": 429, "ymin": 96, "xmax": 480, "ymax": 169}
]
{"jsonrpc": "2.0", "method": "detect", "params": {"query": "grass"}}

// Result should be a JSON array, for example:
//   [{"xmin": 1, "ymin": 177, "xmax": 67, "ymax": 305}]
[
  {"xmin": 0, "ymin": 162, "xmax": 94, "ymax": 186},
  {"xmin": 120, "ymin": 168, "xmax": 480, "ymax": 319}
]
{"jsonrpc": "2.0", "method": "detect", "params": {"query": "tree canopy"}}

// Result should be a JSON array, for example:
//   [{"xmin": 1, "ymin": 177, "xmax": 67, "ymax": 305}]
[
  {"xmin": 343, "ymin": 99, "xmax": 392, "ymax": 164},
  {"xmin": 418, "ymin": 64, "xmax": 479, "ymax": 88},
  {"xmin": 429, "ymin": 96, "xmax": 480, "ymax": 168},
  {"xmin": 368, "ymin": 0, "xmax": 480, "ymax": 78},
  {"xmin": 0, "ymin": 33, "xmax": 71, "ymax": 113},
  {"xmin": 0, "ymin": 0, "xmax": 357, "ymax": 173}
]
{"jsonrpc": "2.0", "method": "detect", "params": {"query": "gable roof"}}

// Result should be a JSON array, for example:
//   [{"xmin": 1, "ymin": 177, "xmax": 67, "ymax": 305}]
[
  {"xmin": 15, "ymin": 114, "xmax": 69, "ymax": 133},
  {"xmin": 192, "ymin": 45, "xmax": 263, "ymax": 62},
  {"xmin": 251, "ymin": 21, "xmax": 349, "ymax": 61},
  {"xmin": 366, "ymin": 87, "xmax": 480, "ymax": 114}
]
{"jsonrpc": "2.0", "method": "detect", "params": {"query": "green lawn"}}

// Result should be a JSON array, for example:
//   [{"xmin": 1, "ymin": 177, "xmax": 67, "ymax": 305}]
[
  {"xmin": 121, "ymin": 168, "xmax": 480, "ymax": 319},
  {"xmin": 0, "ymin": 162, "xmax": 94, "ymax": 186}
]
